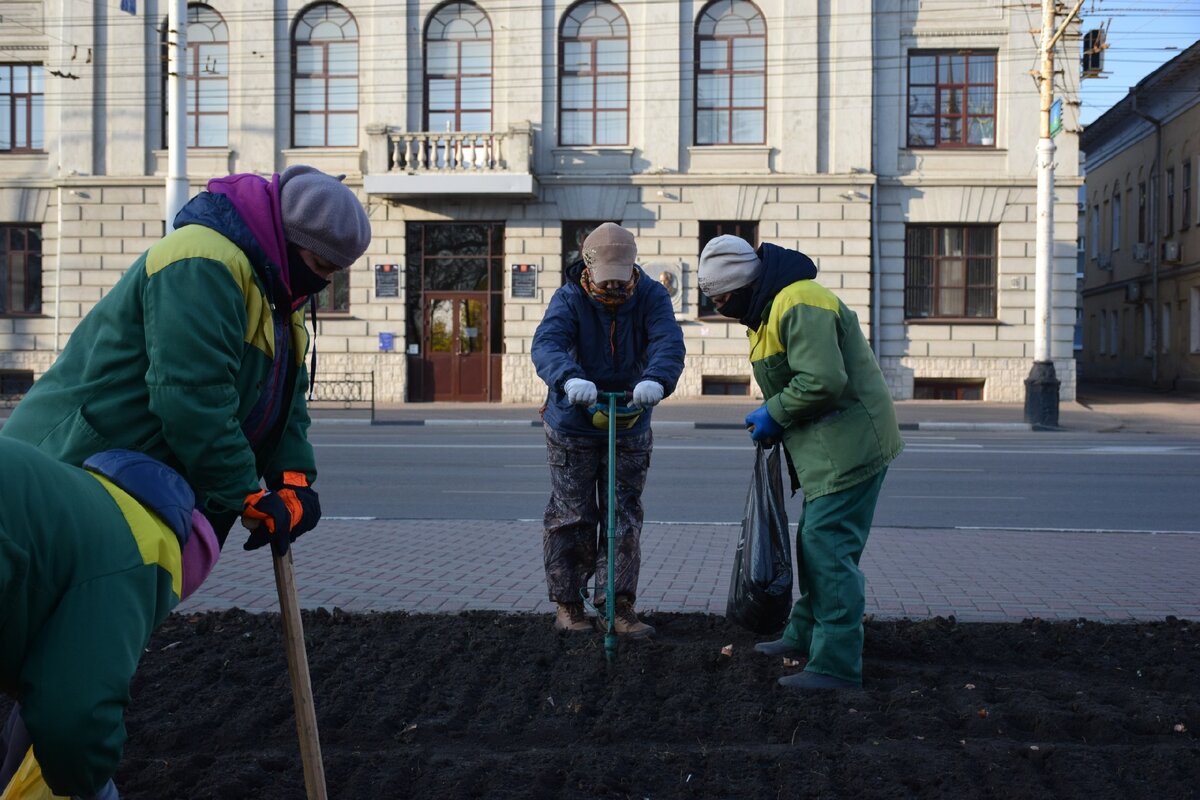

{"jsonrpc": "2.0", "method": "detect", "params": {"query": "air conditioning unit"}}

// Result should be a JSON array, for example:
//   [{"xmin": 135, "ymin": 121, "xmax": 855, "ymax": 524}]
[
  {"xmin": 1124, "ymin": 282, "xmax": 1142, "ymax": 304},
  {"xmin": 1132, "ymin": 242, "xmax": 1149, "ymax": 263},
  {"xmin": 1162, "ymin": 241, "xmax": 1181, "ymax": 263}
]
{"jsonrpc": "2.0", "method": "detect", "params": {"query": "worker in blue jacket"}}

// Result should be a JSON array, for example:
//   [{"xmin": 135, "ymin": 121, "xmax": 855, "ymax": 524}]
[{"xmin": 532, "ymin": 222, "xmax": 686, "ymax": 637}]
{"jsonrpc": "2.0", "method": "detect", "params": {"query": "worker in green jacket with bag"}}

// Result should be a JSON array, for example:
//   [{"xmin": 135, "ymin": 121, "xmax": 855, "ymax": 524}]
[{"xmin": 698, "ymin": 235, "xmax": 903, "ymax": 691}]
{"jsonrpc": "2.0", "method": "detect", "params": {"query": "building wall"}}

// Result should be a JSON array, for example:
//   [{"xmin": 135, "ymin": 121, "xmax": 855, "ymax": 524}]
[
  {"xmin": 0, "ymin": 0, "xmax": 1081, "ymax": 404},
  {"xmin": 1081, "ymin": 81, "xmax": 1199, "ymax": 389}
]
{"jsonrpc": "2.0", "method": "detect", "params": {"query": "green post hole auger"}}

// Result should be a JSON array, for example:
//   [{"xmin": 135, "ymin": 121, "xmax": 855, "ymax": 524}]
[{"xmin": 600, "ymin": 390, "xmax": 622, "ymax": 664}]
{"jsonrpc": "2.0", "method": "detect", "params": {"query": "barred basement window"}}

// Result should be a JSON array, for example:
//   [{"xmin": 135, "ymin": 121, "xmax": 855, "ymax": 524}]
[{"xmin": 904, "ymin": 225, "xmax": 996, "ymax": 320}]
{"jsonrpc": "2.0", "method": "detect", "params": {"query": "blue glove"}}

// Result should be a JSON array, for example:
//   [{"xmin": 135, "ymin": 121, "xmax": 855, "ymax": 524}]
[{"xmin": 744, "ymin": 405, "xmax": 783, "ymax": 443}]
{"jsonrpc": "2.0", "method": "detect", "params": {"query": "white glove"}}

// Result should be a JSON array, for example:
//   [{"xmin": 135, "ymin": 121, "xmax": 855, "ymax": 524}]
[
  {"xmin": 563, "ymin": 378, "xmax": 598, "ymax": 406},
  {"xmin": 631, "ymin": 380, "xmax": 664, "ymax": 409}
]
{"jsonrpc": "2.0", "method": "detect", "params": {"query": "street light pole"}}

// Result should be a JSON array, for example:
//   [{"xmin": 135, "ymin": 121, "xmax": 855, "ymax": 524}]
[
  {"xmin": 165, "ymin": 0, "xmax": 188, "ymax": 228},
  {"xmin": 1025, "ymin": 0, "xmax": 1084, "ymax": 428}
]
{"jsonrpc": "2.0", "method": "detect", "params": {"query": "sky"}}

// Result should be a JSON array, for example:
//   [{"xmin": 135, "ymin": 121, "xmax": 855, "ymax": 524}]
[{"xmin": 1076, "ymin": 3, "xmax": 1200, "ymax": 126}]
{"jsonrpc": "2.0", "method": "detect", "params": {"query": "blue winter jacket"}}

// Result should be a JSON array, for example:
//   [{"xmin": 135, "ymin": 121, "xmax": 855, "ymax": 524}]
[{"xmin": 532, "ymin": 261, "xmax": 686, "ymax": 438}]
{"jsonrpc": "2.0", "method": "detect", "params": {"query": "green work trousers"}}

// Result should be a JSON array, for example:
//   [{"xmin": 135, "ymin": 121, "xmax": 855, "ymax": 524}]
[{"xmin": 780, "ymin": 468, "xmax": 887, "ymax": 684}]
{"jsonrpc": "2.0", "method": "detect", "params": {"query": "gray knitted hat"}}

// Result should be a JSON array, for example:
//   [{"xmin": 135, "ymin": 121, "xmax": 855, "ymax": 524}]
[
  {"xmin": 280, "ymin": 165, "xmax": 372, "ymax": 269},
  {"xmin": 697, "ymin": 235, "xmax": 763, "ymax": 296},
  {"xmin": 582, "ymin": 222, "xmax": 638, "ymax": 283}
]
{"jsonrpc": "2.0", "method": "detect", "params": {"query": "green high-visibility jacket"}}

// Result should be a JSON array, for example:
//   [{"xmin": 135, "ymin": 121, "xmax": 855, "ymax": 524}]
[
  {"xmin": 749, "ymin": 279, "xmax": 904, "ymax": 499},
  {"xmin": 0, "ymin": 438, "xmax": 184, "ymax": 796}
]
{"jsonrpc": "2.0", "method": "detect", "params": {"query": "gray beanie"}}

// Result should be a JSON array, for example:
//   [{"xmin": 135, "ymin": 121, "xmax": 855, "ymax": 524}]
[
  {"xmin": 582, "ymin": 222, "xmax": 638, "ymax": 283},
  {"xmin": 280, "ymin": 165, "xmax": 372, "ymax": 269},
  {"xmin": 697, "ymin": 235, "xmax": 763, "ymax": 296}
]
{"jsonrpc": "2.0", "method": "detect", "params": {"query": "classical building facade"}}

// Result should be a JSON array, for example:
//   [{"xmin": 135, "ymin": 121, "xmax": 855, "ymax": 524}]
[
  {"xmin": 0, "ymin": 0, "xmax": 1081, "ymax": 404},
  {"xmin": 1079, "ymin": 43, "xmax": 1200, "ymax": 391}
]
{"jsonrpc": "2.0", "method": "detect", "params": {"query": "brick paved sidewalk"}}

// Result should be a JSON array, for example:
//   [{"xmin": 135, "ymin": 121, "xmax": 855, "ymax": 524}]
[{"xmin": 179, "ymin": 519, "xmax": 1200, "ymax": 623}]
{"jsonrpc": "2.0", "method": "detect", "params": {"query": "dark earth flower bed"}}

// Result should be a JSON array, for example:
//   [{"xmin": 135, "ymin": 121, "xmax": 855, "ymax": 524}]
[{"xmin": 7, "ymin": 611, "xmax": 1198, "ymax": 798}]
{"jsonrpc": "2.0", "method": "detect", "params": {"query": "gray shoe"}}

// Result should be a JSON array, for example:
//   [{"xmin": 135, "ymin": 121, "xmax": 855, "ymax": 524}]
[
  {"xmin": 754, "ymin": 638, "xmax": 806, "ymax": 658},
  {"xmin": 778, "ymin": 671, "xmax": 860, "ymax": 691}
]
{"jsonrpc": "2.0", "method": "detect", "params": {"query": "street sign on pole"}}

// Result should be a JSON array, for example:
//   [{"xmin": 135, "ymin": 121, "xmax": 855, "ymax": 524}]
[{"xmin": 1050, "ymin": 98, "xmax": 1063, "ymax": 138}]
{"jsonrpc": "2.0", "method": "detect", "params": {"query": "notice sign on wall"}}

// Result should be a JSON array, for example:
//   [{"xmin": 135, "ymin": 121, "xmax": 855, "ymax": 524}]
[
  {"xmin": 511, "ymin": 263, "xmax": 537, "ymax": 298},
  {"xmin": 375, "ymin": 263, "xmax": 400, "ymax": 298}
]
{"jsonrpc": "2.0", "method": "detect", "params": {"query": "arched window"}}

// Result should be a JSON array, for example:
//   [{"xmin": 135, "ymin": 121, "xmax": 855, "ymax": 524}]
[
  {"xmin": 292, "ymin": 3, "xmax": 358, "ymax": 147},
  {"xmin": 694, "ymin": 0, "xmax": 765, "ymax": 145},
  {"xmin": 559, "ymin": 1, "xmax": 629, "ymax": 146},
  {"xmin": 425, "ymin": 2, "xmax": 493, "ymax": 133},
  {"xmin": 160, "ymin": 4, "xmax": 228, "ymax": 148}
]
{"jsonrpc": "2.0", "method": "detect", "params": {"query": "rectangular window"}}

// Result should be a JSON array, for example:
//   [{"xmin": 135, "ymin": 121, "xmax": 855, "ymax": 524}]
[
  {"xmin": 1090, "ymin": 205, "xmax": 1100, "ymax": 259},
  {"xmin": 1165, "ymin": 168, "xmax": 1175, "ymax": 236},
  {"xmin": 561, "ymin": 221, "xmax": 604, "ymax": 287},
  {"xmin": 904, "ymin": 225, "xmax": 997, "ymax": 319},
  {"xmin": 313, "ymin": 270, "xmax": 349, "ymax": 313},
  {"xmin": 1190, "ymin": 287, "xmax": 1200, "ymax": 353},
  {"xmin": 1098, "ymin": 310, "xmax": 1107, "ymax": 355},
  {"xmin": 1109, "ymin": 309, "xmax": 1119, "ymax": 357},
  {"xmin": 0, "ymin": 64, "xmax": 45, "ymax": 152},
  {"xmin": 1182, "ymin": 162, "xmax": 1192, "ymax": 230},
  {"xmin": 698, "ymin": 221, "xmax": 758, "ymax": 318},
  {"xmin": 1110, "ymin": 191, "xmax": 1121, "ymax": 251},
  {"xmin": 1161, "ymin": 302, "xmax": 1171, "ymax": 355},
  {"xmin": 907, "ymin": 50, "xmax": 996, "ymax": 148},
  {"xmin": 0, "ymin": 224, "xmax": 42, "ymax": 315},
  {"xmin": 1137, "ymin": 182, "xmax": 1147, "ymax": 243},
  {"xmin": 1143, "ymin": 307, "xmax": 1153, "ymax": 357}
]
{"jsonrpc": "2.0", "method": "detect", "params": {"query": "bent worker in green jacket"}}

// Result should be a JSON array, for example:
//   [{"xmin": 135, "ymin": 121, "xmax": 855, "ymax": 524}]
[
  {"xmin": 0, "ymin": 438, "xmax": 220, "ymax": 799},
  {"xmin": 698, "ymin": 235, "xmax": 904, "ymax": 691}
]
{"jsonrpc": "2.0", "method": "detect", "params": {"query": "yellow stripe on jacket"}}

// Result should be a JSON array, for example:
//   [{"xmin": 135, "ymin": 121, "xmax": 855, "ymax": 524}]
[
  {"xmin": 748, "ymin": 280, "xmax": 842, "ymax": 362},
  {"xmin": 89, "ymin": 474, "xmax": 184, "ymax": 599}
]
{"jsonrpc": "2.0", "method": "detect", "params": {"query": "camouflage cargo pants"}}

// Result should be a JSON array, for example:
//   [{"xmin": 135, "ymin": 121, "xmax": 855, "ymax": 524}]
[{"xmin": 542, "ymin": 424, "xmax": 653, "ymax": 605}]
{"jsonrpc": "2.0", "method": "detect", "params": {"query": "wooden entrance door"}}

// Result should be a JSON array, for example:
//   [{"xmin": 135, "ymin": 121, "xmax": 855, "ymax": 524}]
[{"xmin": 424, "ymin": 293, "xmax": 488, "ymax": 401}]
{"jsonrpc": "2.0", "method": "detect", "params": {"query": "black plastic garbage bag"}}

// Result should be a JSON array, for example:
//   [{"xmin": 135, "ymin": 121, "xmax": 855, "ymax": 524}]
[{"xmin": 725, "ymin": 442, "xmax": 793, "ymax": 634}]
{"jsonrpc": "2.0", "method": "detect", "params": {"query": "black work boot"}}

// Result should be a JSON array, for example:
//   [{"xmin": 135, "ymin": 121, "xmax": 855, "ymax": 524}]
[
  {"xmin": 554, "ymin": 602, "xmax": 592, "ymax": 632},
  {"xmin": 754, "ymin": 638, "xmax": 806, "ymax": 658},
  {"xmin": 778, "ymin": 671, "xmax": 860, "ymax": 691}
]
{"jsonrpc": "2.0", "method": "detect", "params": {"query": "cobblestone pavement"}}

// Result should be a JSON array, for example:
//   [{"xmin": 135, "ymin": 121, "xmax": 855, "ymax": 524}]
[{"xmin": 181, "ymin": 518, "xmax": 1200, "ymax": 623}]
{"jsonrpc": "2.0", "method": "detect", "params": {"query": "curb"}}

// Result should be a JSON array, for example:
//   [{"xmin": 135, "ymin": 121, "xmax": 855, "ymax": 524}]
[{"xmin": 312, "ymin": 417, "xmax": 1036, "ymax": 432}]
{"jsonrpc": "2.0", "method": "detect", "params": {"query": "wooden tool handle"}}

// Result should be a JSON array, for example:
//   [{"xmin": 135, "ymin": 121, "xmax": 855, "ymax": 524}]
[{"xmin": 272, "ymin": 550, "xmax": 328, "ymax": 800}]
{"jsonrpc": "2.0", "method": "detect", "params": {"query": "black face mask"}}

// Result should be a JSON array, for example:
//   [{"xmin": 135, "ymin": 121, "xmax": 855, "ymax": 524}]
[
  {"xmin": 286, "ymin": 242, "xmax": 331, "ymax": 299},
  {"xmin": 714, "ymin": 285, "xmax": 754, "ymax": 321}
]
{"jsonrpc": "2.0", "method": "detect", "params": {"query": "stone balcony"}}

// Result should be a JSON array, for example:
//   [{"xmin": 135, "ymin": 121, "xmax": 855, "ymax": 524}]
[{"xmin": 363, "ymin": 122, "xmax": 537, "ymax": 199}]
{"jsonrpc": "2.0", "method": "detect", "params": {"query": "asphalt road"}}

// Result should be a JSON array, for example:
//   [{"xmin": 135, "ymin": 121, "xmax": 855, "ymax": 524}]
[{"xmin": 306, "ymin": 424, "xmax": 1200, "ymax": 534}]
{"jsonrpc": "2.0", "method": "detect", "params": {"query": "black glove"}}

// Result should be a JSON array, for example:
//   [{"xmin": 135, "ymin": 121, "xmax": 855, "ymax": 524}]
[
  {"xmin": 241, "ymin": 490, "xmax": 293, "ymax": 555},
  {"xmin": 271, "ymin": 471, "xmax": 322, "ymax": 539}
]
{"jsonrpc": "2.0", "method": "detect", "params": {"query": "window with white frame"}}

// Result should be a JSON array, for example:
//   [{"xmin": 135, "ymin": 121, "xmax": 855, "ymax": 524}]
[{"xmin": 1183, "ymin": 161, "xmax": 1192, "ymax": 230}]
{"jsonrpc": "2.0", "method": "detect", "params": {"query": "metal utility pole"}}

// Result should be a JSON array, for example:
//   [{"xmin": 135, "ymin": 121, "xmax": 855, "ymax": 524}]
[
  {"xmin": 165, "ymin": 0, "xmax": 188, "ymax": 228},
  {"xmin": 1024, "ymin": 0, "xmax": 1084, "ymax": 429}
]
